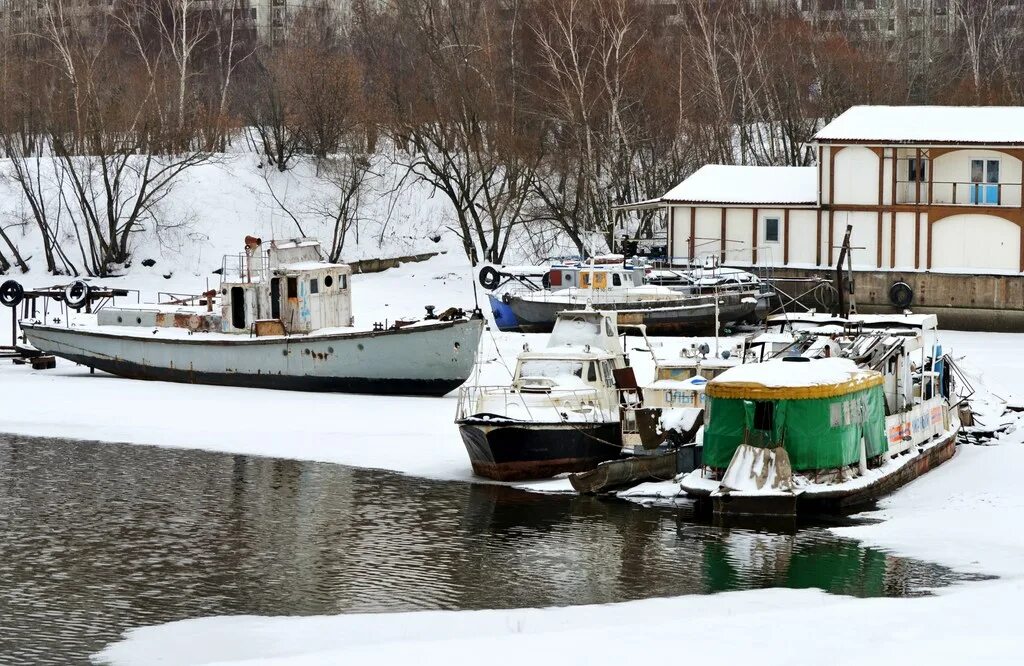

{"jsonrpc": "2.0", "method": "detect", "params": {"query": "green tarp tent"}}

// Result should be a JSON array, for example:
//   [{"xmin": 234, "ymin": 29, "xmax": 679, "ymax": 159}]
[{"xmin": 703, "ymin": 362, "xmax": 888, "ymax": 471}]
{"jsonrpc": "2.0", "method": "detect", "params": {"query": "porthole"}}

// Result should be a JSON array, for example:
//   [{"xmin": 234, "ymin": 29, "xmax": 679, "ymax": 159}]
[
  {"xmin": 116, "ymin": 316, "xmax": 123, "ymax": 323},
  {"xmin": 136, "ymin": 317, "xmax": 142, "ymax": 324},
  {"xmin": 327, "ymin": 346, "xmax": 334, "ymax": 354},
  {"xmin": 324, "ymin": 275, "xmax": 334, "ymax": 288}
]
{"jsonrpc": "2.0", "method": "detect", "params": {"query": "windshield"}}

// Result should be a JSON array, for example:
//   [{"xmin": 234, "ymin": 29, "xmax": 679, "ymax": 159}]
[{"xmin": 519, "ymin": 360, "xmax": 584, "ymax": 380}]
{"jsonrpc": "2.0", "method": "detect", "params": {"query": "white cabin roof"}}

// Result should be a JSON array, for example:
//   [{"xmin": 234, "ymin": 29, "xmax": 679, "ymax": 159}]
[
  {"xmin": 815, "ymin": 106, "xmax": 1024, "ymax": 145},
  {"xmin": 711, "ymin": 357, "xmax": 873, "ymax": 389},
  {"xmin": 661, "ymin": 165, "xmax": 817, "ymax": 206}
]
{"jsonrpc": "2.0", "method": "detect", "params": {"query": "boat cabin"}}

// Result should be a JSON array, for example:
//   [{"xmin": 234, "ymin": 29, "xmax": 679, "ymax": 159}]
[
  {"xmin": 546, "ymin": 265, "xmax": 645, "ymax": 292},
  {"xmin": 220, "ymin": 238, "xmax": 354, "ymax": 335}
]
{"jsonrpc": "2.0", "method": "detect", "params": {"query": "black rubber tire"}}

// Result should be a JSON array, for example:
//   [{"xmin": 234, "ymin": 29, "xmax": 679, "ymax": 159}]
[
  {"xmin": 889, "ymin": 281, "xmax": 914, "ymax": 309},
  {"xmin": 0, "ymin": 279, "xmax": 24, "ymax": 308},
  {"xmin": 479, "ymin": 266, "xmax": 501, "ymax": 290},
  {"xmin": 64, "ymin": 280, "xmax": 91, "ymax": 310}
]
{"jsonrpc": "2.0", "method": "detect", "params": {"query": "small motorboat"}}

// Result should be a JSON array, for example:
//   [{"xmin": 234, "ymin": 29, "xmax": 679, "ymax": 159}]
[
  {"xmin": 456, "ymin": 308, "xmax": 640, "ymax": 481},
  {"xmin": 483, "ymin": 262, "xmax": 764, "ymax": 335}
]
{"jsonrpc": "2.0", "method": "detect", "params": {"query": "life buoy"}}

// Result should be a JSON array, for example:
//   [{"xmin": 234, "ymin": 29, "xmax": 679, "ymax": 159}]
[
  {"xmin": 479, "ymin": 266, "xmax": 501, "ymax": 290},
  {"xmin": 0, "ymin": 280, "xmax": 24, "ymax": 308},
  {"xmin": 63, "ymin": 280, "xmax": 91, "ymax": 310},
  {"xmin": 889, "ymin": 281, "xmax": 914, "ymax": 309}
]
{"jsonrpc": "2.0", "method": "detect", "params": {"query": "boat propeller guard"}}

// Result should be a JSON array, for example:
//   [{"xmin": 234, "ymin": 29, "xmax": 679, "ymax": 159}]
[{"xmin": 0, "ymin": 280, "xmax": 24, "ymax": 308}]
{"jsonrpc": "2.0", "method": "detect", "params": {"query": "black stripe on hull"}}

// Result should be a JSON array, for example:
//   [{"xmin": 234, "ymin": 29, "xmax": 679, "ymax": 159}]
[
  {"xmin": 51, "ymin": 351, "xmax": 467, "ymax": 397},
  {"xmin": 458, "ymin": 420, "xmax": 622, "ymax": 481}
]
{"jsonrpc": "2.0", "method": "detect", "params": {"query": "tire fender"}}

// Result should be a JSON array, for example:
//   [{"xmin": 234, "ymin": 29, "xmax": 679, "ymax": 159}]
[
  {"xmin": 64, "ymin": 280, "xmax": 91, "ymax": 310},
  {"xmin": 888, "ymin": 281, "xmax": 914, "ymax": 309},
  {"xmin": 0, "ymin": 280, "xmax": 24, "ymax": 308},
  {"xmin": 479, "ymin": 266, "xmax": 501, "ymax": 290}
]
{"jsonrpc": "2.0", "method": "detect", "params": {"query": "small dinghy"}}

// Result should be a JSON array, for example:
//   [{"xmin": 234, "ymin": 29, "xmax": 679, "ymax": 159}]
[{"xmin": 15, "ymin": 237, "xmax": 485, "ymax": 396}]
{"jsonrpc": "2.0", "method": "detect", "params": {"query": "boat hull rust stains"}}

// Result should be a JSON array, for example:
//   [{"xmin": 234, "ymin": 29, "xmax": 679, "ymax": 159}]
[
  {"xmin": 459, "ymin": 420, "xmax": 622, "ymax": 481},
  {"xmin": 690, "ymin": 428, "xmax": 959, "ymax": 517},
  {"xmin": 20, "ymin": 318, "xmax": 484, "ymax": 397}
]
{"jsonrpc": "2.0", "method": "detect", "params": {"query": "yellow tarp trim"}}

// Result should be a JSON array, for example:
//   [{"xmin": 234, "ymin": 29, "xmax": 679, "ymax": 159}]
[{"xmin": 706, "ymin": 372, "xmax": 884, "ymax": 400}]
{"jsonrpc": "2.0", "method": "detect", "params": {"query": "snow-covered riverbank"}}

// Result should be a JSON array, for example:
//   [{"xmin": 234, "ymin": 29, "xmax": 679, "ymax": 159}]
[{"xmin": 3, "ymin": 252, "xmax": 1023, "ymax": 665}]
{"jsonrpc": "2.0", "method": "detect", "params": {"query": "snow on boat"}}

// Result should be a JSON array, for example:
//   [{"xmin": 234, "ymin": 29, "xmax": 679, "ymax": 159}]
[
  {"xmin": 455, "ymin": 309, "xmax": 639, "ymax": 481},
  {"xmin": 18, "ymin": 238, "xmax": 485, "ymax": 396},
  {"xmin": 679, "ymin": 314, "xmax": 960, "ymax": 516}
]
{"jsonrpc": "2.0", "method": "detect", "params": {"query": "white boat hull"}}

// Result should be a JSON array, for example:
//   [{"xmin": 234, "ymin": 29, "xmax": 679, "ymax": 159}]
[{"xmin": 21, "ymin": 318, "xmax": 485, "ymax": 396}]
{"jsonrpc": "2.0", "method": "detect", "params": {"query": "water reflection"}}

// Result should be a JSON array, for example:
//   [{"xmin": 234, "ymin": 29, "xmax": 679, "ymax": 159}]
[{"xmin": 0, "ymin": 435, "xmax": 984, "ymax": 664}]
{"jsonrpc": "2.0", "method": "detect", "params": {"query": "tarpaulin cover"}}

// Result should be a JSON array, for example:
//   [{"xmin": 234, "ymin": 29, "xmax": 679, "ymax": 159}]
[{"xmin": 703, "ymin": 385, "xmax": 888, "ymax": 471}]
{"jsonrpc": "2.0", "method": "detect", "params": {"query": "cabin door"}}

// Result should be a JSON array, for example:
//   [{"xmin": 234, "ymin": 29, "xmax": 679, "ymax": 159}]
[{"xmin": 270, "ymin": 278, "xmax": 281, "ymax": 319}]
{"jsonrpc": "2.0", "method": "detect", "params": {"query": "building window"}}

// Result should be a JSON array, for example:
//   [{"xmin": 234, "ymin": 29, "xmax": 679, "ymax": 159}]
[
  {"xmin": 907, "ymin": 158, "xmax": 926, "ymax": 182},
  {"xmin": 764, "ymin": 217, "xmax": 780, "ymax": 243}
]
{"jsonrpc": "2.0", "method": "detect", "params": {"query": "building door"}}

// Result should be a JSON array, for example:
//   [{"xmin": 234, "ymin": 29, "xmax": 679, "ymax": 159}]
[{"xmin": 970, "ymin": 159, "xmax": 1000, "ymax": 204}]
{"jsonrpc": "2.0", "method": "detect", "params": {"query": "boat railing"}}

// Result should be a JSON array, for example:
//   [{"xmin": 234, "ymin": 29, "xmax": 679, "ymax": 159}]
[
  {"xmin": 221, "ymin": 251, "xmax": 270, "ymax": 284},
  {"xmin": 456, "ymin": 385, "xmax": 626, "ymax": 423}
]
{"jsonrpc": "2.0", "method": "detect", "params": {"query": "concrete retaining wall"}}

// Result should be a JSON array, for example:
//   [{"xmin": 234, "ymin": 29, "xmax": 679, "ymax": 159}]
[{"xmin": 767, "ymin": 267, "xmax": 1024, "ymax": 332}]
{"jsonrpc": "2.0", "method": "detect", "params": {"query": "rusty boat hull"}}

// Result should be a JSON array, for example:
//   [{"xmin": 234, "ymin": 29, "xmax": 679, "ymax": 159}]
[
  {"xmin": 458, "ymin": 419, "xmax": 622, "ymax": 481},
  {"xmin": 20, "ymin": 318, "xmax": 484, "ymax": 397},
  {"xmin": 686, "ymin": 427, "xmax": 959, "ymax": 518}
]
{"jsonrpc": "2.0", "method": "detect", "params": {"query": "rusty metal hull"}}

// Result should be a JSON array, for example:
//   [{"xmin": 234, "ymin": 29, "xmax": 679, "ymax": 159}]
[
  {"xmin": 569, "ymin": 451, "xmax": 678, "ymax": 494},
  {"xmin": 458, "ymin": 420, "xmax": 622, "ymax": 481},
  {"xmin": 505, "ymin": 293, "xmax": 758, "ymax": 335},
  {"xmin": 20, "ymin": 318, "xmax": 484, "ymax": 397},
  {"xmin": 690, "ymin": 429, "xmax": 959, "ymax": 517}
]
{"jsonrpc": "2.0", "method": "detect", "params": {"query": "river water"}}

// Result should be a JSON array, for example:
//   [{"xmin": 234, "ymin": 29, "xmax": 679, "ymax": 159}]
[{"xmin": 0, "ymin": 435, "xmax": 984, "ymax": 664}]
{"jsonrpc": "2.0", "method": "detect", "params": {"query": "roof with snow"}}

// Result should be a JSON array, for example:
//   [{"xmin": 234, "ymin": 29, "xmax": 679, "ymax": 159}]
[
  {"xmin": 815, "ymin": 106, "xmax": 1024, "ymax": 145},
  {"xmin": 706, "ymin": 357, "xmax": 883, "ymax": 400},
  {"xmin": 661, "ymin": 165, "xmax": 817, "ymax": 206}
]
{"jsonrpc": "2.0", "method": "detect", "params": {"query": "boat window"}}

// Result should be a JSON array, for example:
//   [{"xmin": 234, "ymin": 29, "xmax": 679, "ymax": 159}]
[
  {"xmin": 601, "ymin": 361, "xmax": 615, "ymax": 386},
  {"xmin": 587, "ymin": 363, "xmax": 597, "ymax": 382},
  {"xmin": 612, "ymin": 273, "xmax": 622, "ymax": 286},
  {"xmin": 310, "ymin": 278, "xmax": 319, "ymax": 294},
  {"xmin": 605, "ymin": 318, "xmax": 614, "ymax": 337},
  {"xmin": 230, "ymin": 286, "xmax": 246, "ymax": 329},
  {"xmin": 519, "ymin": 360, "xmax": 583, "ymax": 380},
  {"xmin": 753, "ymin": 401, "xmax": 774, "ymax": 431},
  {"xmin": 324, "ymin": 275, "xmax": 334, "ymax": 288},
  {"xmin": 340, "ymin": 275, "xmax": 347, "ymax": 290},
  {"xmin": 287, "ymin": 277, "xmax": 298, "ymax": 298}
]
